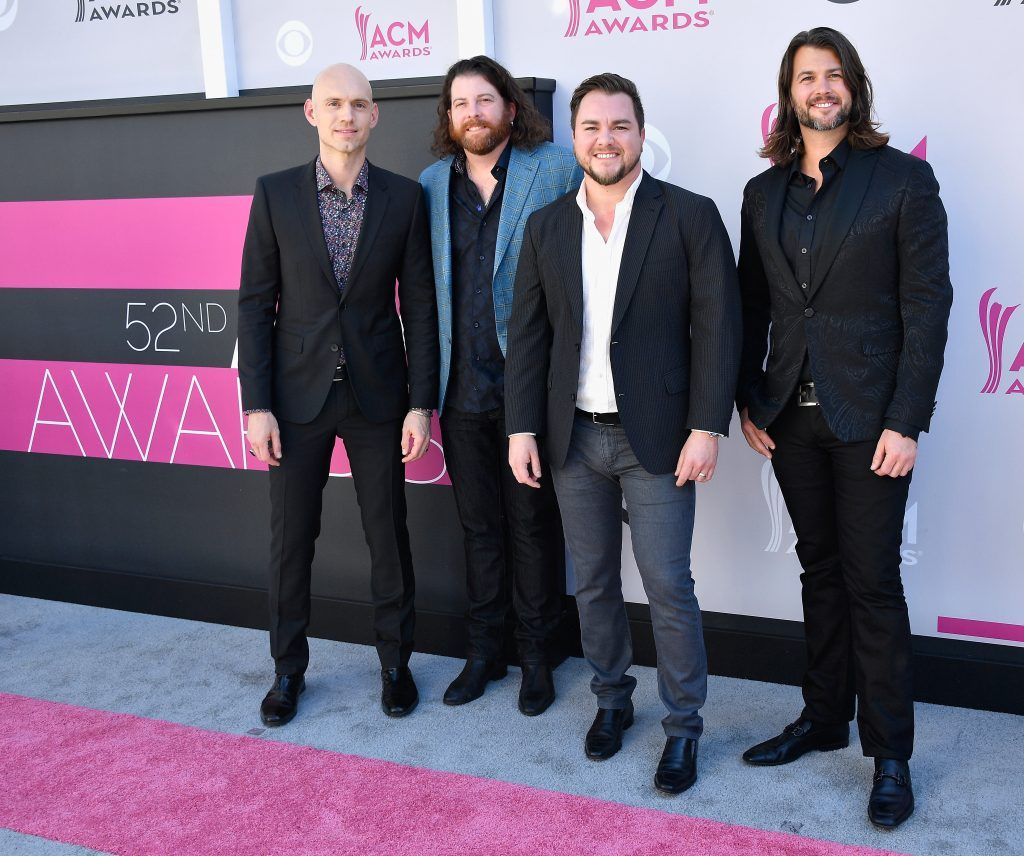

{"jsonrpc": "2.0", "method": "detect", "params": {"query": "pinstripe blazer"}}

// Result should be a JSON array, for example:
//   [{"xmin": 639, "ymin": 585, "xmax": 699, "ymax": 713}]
[
  {"xmin": 419, "ymin": 142, "xmax": 582, "ymax": 412},
  {"xmin": 505, "ymin": 172, "xmax": 742, "ymax": 475}
]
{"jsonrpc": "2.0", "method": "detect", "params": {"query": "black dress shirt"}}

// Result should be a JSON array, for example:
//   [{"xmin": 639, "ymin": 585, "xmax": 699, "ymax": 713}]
[{"xmin": 446, "ymin": 143, "xmax": 511, "ymax": 413}]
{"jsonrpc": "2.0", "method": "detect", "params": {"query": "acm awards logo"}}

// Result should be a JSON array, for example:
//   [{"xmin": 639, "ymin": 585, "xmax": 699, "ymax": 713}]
[
  {"xmin": 74, "ymin": 0, "xmax": 180, "ymax": 23},
  {"xmin": 564, "ymin": 0, "xmax": 711, "ymax": 38},
  {"xmin": 979, "ymin": 288, "xmax": 1024, "ymax": 395},
  {"xmin": 355, "ymin": 5, "xmax": 431, "ymax": 62},
  {"xmin": 761, "ymin": 461, "xmax": 922, "ymax": 565}
]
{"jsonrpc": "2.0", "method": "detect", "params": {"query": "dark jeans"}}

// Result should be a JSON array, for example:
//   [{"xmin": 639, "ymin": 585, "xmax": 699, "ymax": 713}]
[
  {"xmin": 440, "ymin": 406, "xmax": 563, "ymax": 663},
  {"xmin": 770, "ymin": 400, "xmax": 914, "ymax": 760},
  {"xmin": 551, "ymin": 415, "xmax": 706, "ymax": 739},
  {"xmin": 268, "ymin": 378, "xmax": 415, "ymax": 674}
]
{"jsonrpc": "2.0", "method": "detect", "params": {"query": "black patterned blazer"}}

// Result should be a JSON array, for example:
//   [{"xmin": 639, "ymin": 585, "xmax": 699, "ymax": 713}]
[
  {"xmin": 736, "ymin": 145, "xmax": 953, "ymax": 441},
  {"xmin": 505, "ymin": 172, "xmax": 741, "ymax": 475}
]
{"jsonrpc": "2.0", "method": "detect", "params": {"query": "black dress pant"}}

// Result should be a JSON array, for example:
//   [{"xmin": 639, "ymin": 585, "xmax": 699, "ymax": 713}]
[
  {"xmin": 440, "ymin": 406, "xmax": 562, "ymax": 662},
  {"xmin": 268, "ymin": 378, "xmax": 414, "ymax": 674},
  {"xmin": 770, "ymin": 400, "xmax": 914, "ymax": 760}
]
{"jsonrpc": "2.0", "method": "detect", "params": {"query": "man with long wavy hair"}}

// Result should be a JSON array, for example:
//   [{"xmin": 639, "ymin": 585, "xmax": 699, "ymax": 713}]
[
  {"xmin": 419, "ymin": 57, "xmax": 581, "ymax": 715},
  {"xmin": 736, "ymin": 28, "xmax": 952, "ymax": 828}
]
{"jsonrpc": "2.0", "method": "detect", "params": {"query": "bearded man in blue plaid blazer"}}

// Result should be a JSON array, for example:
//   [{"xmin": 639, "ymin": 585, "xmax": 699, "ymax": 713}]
[{"xmin": 419, "ymin": 57, "xmax": 582, "ymax": 715}]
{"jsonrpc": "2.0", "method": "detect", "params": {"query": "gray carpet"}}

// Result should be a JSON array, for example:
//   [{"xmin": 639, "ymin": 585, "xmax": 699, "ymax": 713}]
[{"xmin": 2, "ymin": 594, "xmax": 1021, "ymax": 855}]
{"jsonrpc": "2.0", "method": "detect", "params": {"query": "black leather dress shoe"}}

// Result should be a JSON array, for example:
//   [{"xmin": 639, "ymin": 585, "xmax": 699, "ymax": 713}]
[
  {"xmin": 585, "ymin": 702, "xmax": 634, "ymax": 761},
  {"xmin": 381, "ymin": 667, "xmax": 419, "ymax": 718},
  {"xmin": 259, "ymin": 673, "xmax": 305, "ymax": 727},
  {"xmin": 654, "ymin": 737, "xmax": 698, "ymax": 794},
  {"xmin": 518, "ymin": 662, "xmax": 556, "ymax": 716},
  {"xmin": 868, "ymin": 759, "xmax": 914, "ymax": 829},
  {"xmin": 443, "ymin": 658, "xmax": 507, "ymax": 706},
  {"xmin": 742, "ymin": 718, "xmax": 849, "ymax": 766}
]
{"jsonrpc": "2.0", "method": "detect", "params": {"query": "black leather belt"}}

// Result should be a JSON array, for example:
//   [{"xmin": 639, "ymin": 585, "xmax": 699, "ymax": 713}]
[
  {"xmin": 796, "ymin": 382, "xmax": 819, "ymax": 406},
  {"xmin": 575, "ymin": 408, "xmax": 621, "ymax": 425}
]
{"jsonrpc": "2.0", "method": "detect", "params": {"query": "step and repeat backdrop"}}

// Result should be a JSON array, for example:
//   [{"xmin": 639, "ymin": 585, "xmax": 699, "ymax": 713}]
[{"xmin": 1, "ymin": 0, "xmax": 1022, "ymax": 652}]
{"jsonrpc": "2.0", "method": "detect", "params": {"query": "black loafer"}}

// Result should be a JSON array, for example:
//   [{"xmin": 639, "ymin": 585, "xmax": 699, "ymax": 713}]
[
  {"xmin": 585, "ymin": 702, "xmax": 634, "ymax": 761},
  {"xmin": 868, "ymin": 759, "xmax": 914, "ymax": 829},
  {"xmin": 259, "ymin": 673, "xmax": 305, "ymax": 727},
  {"xmin": 381, "ymin": 667, "xmax": 419, "ymax": 718},
  {"xmin": 443, "ymin": 658, "xmax": 507, "ymax": 706},
  {"xmin": 742, "ymin": 718, "xmax": 849, "ymax": 766},
  {"xmin": 518, "ymin": 662, "xmax": 555, "ymax": 716},
  {"xmin": 654, "ymin": 736, "xmax": 698, "ymax": 794}
]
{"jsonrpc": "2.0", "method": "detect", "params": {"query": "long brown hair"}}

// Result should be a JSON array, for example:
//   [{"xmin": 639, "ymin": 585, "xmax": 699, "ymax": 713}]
[
  {"xmin": 761, "ymin": 27, "xmax": 888, "ymax": 166},
  {"xmin": 431, "ymin": 56, "xmax": 551, "ymax": 158}
]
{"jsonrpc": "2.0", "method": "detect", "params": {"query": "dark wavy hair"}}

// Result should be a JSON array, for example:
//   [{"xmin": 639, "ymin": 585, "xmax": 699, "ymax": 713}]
[
  {"xmin": 569, "ymin": 73, "xmax": 644, "ymax": 130},
  {"xmin": 431, "ymin": 56, "xmax": 551, "ymax": 157},
  {"xmin": 761, "ymin": 27, "xmax": 888, "ymax": 166}
]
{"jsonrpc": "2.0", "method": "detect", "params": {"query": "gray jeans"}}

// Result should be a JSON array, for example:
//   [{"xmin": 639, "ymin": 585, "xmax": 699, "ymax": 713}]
[{"xmin": 551, "ymin": 415, "xmax": 707, "ymax": 738}]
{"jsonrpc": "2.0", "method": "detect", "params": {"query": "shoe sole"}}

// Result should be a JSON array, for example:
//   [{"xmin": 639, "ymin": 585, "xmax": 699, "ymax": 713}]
[
  {"xmin": 259, "ymin": 682, "xmax": 306, "ymax": 728},
  {"xmin": 742, "ymin": 739, "xmax": 849, "ymax": 766},
  {"xmin": 585, "ymin": 710, "xmax": 634, "ymax": 762},
  {"xmin": 442, "ymin": 667, "xmax": 508, "ymax": 707}
]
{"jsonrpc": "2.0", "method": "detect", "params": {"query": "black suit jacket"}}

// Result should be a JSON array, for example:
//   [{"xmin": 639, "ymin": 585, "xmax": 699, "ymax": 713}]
[
  {"xmin": 238, "ymin": 159, "xmax": 438, "ymax": 425},
  {"xmin": 737, "ymin": 145, "xmax": 953, "ymax": 441},
  {"xmin": 505, "ymin": 172, "xmax": 742, "ymax": 475}
]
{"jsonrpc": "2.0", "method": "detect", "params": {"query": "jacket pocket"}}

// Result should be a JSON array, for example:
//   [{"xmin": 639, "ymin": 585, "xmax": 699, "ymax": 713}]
[{"xmin": 664, "ymin": 365, "xmax": 687, "ymax": 395}]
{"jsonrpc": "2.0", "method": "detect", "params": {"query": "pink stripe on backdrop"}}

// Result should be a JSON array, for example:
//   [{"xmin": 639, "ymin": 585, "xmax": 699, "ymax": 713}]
[
  {"xmin": 937, "ymin": 616, "xmax": 1024, "ymax": 643},
  {"xmin": 0, "ymin": 197, "xmax": 252, "ymax": 290},
  {"xmin": 0, "ymin": 693, "xmax": 900, "ymax": 856},
  {"xmin": 0, "ymin": 359, "xmax": 449, "ymax": 484}
]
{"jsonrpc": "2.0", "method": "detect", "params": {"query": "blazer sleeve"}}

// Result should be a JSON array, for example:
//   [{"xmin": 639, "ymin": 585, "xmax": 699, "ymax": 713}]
[
  {"xmin": 682, "ymin": 195, "xmax": 742, "ymax": 436},
  {"xmin": 237, "ymin": 177, "xmax": 280, "ymax": 413},
  {"xmin": 505, "ymin": 215, "xmax": 552, "ymax": 436},
  {"xmin": 735, "ymin": 183, "xmax": 772, "ymax": 417},
  {"xmin": 886, "ymin": 159, "xmax": 953, "ymax": 435},
  {"xmin": 398, "ymin": 184, "xmax": 440, "ymax": 411}
]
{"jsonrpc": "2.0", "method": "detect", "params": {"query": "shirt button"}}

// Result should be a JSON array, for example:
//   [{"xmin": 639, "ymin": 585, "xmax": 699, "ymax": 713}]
[
  {"xmin": 473, "ymin": 322, "xmax": 480, "ymax": 328},
  {"xmin": 330, "ymin": 344, "xmax": 339, "ymax": 352},
  {"xmin": 806, "ymin": 215, "xmax": 813, "ymax": 221},
  {"xmin": 478, "ymin": 255, "xmax": 485, "ymax": 262},
  {"xmin": 801, "ymin": 248, "xmax": 808, "ymax": 254},
  {"xmin": 801, "ymin": 282, "xmax": 808, "ymax": 289},
  {"xmin": 475, "ymin": 289, "xmax": 482, "ymax": 294},
  {"xmin": 804, "ymin": 308, "xmax": 815, "ymax": 318}
]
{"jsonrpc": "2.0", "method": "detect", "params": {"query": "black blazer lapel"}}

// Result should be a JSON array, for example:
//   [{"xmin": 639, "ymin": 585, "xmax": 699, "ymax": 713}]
[
  {"xmin": 611, "ymin": 173, "xmax": 661, "ymax": 333},
  {"xmin": 346, "ymin": 162, "xmax": 390, "ymax": 292},
  {"xmin": 808, "ymin": 147, "xmax": 879, "ymax": 300},
  {"xmin": 760, "ymin": 166, "xmax": 802, "ymax": 300},
  {"xmin": 294, "ymin": 160, "xmax": 338, "ymax": 289}
]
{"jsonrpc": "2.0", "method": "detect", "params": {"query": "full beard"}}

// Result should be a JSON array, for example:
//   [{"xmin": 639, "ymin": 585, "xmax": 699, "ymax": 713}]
[
  {"xmin": 453, "ymin": 120, "xmax": 511, "ymax": 156},
  {"xmin": 581, "ymin": 151, "xmax": 642, "ymax": 187},
  {"xmin": 795, "ymin": 102, "xmax": 851, "ymax": 133}
]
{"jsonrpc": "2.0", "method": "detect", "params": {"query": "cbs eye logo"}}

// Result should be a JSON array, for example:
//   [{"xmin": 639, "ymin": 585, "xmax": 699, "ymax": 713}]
[
  {"xmin": 276, "ymin": 20, "xmax": 314, "ymax": 67},
  {"xmin": 0, "ymin": 0, "xmax": 18, "ymax": 33},
  {"xmin": 641, "ymin": 124, "xmax": 672, "ymax": 181}
]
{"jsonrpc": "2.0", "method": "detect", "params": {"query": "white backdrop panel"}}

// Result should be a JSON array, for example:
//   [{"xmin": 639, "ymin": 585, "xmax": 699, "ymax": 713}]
[
  {"xmin": 0, "ymin": 0, "xmax": 203, "ymax": 105},
  {"xmin": 494, "ymin": 0, "xmax": 1024, "ymax": 646}
]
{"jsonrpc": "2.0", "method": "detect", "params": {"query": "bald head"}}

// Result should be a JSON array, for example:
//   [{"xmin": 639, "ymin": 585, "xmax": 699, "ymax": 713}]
[
  {"xmin": 305, "ymin": 63, "xmax": 379, "ymax": 161},
  {"xmin": 312, "ymin": 64, "xmax": 373, "ymax": 103}
]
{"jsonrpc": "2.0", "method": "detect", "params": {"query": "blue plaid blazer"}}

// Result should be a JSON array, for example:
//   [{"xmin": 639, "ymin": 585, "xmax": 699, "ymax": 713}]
[{"xmin": 419, "ymin": 142, "xmax": 582, "ymax": 412}]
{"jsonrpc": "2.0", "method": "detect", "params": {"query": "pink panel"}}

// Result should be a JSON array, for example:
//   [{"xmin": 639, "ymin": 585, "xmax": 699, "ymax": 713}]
[
  {"xmin": 937, "ymin": 616, "xmax": 1024, "ymax": 644},
  {"xmin": 0, "ymin": 197, "xmax": 252, "ymax": 290}
]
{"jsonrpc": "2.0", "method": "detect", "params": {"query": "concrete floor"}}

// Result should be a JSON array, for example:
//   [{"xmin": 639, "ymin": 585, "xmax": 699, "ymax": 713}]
[{"xmin": 2, "ymin": 594, "xmax": 1021, "ymax": 855}]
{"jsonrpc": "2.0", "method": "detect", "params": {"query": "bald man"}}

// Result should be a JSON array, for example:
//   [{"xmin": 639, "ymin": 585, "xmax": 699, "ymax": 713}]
[{"xmin": 238, "ymin": 64, "xmax": 439, "ymax": 724}]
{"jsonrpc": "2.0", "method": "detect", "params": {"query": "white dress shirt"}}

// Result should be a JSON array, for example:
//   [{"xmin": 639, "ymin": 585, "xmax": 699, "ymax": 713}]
[{"xmin": 575, "ymin": 169, "xmax": 643, "ymax": 413}]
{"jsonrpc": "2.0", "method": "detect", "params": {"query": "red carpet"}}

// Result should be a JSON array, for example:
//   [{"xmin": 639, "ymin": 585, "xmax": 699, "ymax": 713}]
[{"xmin": 0, "ymin": 693, "xmax": 900, "ymax": 855}]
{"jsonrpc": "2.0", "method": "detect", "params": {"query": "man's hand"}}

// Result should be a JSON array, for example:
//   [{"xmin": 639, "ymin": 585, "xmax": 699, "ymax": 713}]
[
  {"xmin": 740, "ymin": 407, "xmax": 775, "ymax": 459},
  {"xmin": 509, "ymin": 434, "xmax": 542, "ymax": 488},
  {"xmin": 675, "ymin": 431, "xmax": 719, "ymax": 487},
  {"xmin": 401, "ymin": 411, "xmax": 432, "ymax": 463},
  {"xmin": 870, "ymin": 429, "xmax": 916, "ymax": 478},
  {"xmin": 247, "ymin": 411, "xmax": 282, "ymax": 467}
]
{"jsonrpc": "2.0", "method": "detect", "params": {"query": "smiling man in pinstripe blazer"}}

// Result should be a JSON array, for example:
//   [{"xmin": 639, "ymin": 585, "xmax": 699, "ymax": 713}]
[{"xmin": 419, "ymin": 57, "xmax": 582, "ymax": 715}]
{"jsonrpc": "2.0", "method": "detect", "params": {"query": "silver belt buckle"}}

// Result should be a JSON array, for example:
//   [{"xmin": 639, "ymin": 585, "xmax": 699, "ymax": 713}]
[{"xmin": 797, "ymin": 382, "xmax": 818, "ymax": 407}]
